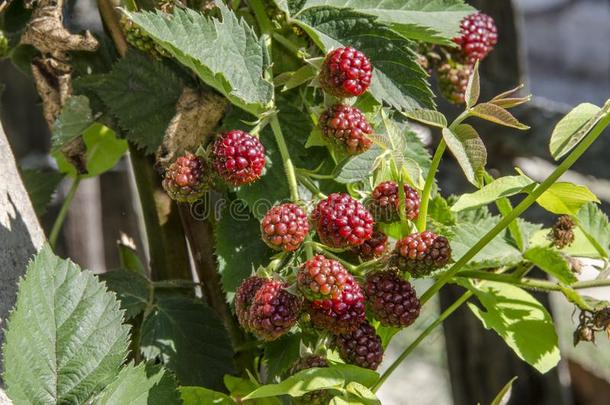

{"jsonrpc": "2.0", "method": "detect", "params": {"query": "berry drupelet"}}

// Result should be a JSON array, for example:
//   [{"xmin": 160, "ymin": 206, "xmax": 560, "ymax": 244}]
[
  {"xmin": 364, "ymin": 270, "xmax": 420, "ymax": 328},
  {"xmin": 261, "ymin": 203, "xmax": 309, "ymax": 252},
  {"xmin": 368, "ymin": 181, "xmax": 421, "ymax": 223},
  {"xmin": 162, "ymin": 152, "xmax": 210, "ymax": 202},
  {"xmin": 392, "ymin": 231, "xmax": 452, "ymax": 277},
  {"xmin": 319, "ymin": 104, "xmax": 373, "ymax": 155},
  {"xmin": 212, "ymin": 130, "xmax": 266, "ymax": 186},
  {"xmin": 319, "ymin": 47, "xmax": 373, "ymax": 98}
]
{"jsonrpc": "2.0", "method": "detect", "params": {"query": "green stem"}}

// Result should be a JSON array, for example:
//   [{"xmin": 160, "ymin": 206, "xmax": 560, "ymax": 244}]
[
  {"xmin": 373, "ymin": 291, "xmax": 473, "ymax": 392},
  {"xmin": 296, "ymin": 173, "xmax": 327, "ymax": 198},
  {"xmin": 420, "ymin": 104, "xmax": 610, "ymax": 304},
  {"xmin": 416, "ymin": 139, "xmax": 445, "ymax": 232},
  {"xmin": 271, "ymin": 115, "xmax": 300, "ymax": 202},
  {"xmin": 309, "ymin": 242, "xmax": 356, "ymax": 272},
  {"xmin": 49, "ymin": 176, "xmax": 81, "ymax": 249},
  {"xmin": 272, "ymin": 32, "xmax": 302, "ymax": 58},
  {"xmin": 250, "ymin": 0, "xmax": 273, "ymax": 36}
]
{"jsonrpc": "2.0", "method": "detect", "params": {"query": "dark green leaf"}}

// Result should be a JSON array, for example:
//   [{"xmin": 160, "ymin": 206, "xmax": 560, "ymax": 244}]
[
  {"xmin": 264, "ymin": 334, "xmax": 302, "ymax": 379},
  {"xmin": 99, "ymin": 270, "xmax": 151, "ymax": 320},
  {"xmin": 333, "ymin": 145, "xmax": 383, "ymax": 184},
  {"xmin": 51, "ymin": 95, "xmax": 93, "ymax": 152},
  {"xmin": 20, "ymin": 169, "xmax": 64, "ymax": 216},
  {"xmin": 180, "ymin": 387, "xmax": 235, "ymax": 405}
]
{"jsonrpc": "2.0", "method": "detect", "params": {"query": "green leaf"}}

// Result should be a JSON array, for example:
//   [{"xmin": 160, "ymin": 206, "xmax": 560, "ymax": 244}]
[
  {"xmin": 3, "ymin": 245, "xmax": 130, "ymax": 404},
  {"xmin": 403, "ymin": 108, "xmax": 447, "ymax": 128},
  {"xmin": 281, "ymin": 64, "xmax": 317, "ymax": 91},
  {"xmin": 20, "ymin": 169, "xmax": 64, "ymax": 216},
  {"xmin": 140, "ymin": 295, "xmax": 236, "ymax": 390},
  {"xmin": 334, "ymin": 382, "xmax": 381, "ymax": 405},
  {"xmin": 293, "ymin": 0, "xmax": 474, "ymax": 45},
  {"xmin": 95, "ymin": 363, "xmax": 181, "ymax": 405},
  {"xmin": 523, "ymin": 246, "xmax": 577, "ymax": 284},
  {"xmin": 224, "ymin": 375, "xmax": 282, "ymax": 405},
  {"xmin": 128, "ymin": 4, "xmax": 274, "ymax": 115},
  {"xmin": 118, "ymin": 242, "xmax": 147, "ymax": 275},
  {"xmin": 92, "ymin": 51, "xmax": 184, "ymax": 153},
  {"xmin": 490, "ymin": 377, "xmax": 517, "ymax": 405},
  {"xmin": 98, "ymin": 270, "xmax": 151, "ymax": 320},
  {"xmin": 536, "ymin": 182, "xmax": 599, "ymax": 215},
  {"xmin": 216, "ymin": 203, "xmax": 272, "ymax": 297},
  {"xmin": 180, "ymin": 386, "xmax": 235, "ymax": 405},
  {"xmin": 402, "ymin": 126, "xmax": 432, "ymax": 179},
  {"xmin": 470, "ymin": 103, "xmax": 530, "ymax": 130},
  {"xmin": 442, "ymin": 124, "xmax": 487, "ymax": 187},
  {"xmin": 294, "ymin": 7, "xmax": 434, "ymax": 111},
  {"xmin": 264, "ymin": 334, "xmax": 302, "ymax": 379},
  {"xmin": 428, "ymin": 195, "xmax": 456, "ymax": 227},
  {"xmin": 450, "ymin": 216, "xmax": 523, "ymax": 270},
  {"xmin": 244, "ymin": 364, "xmax": 379, "ymax": 400},
  {"xmin": 333, "ymin": 145, "xmax": 383, "ymax": 184},
  {"xmin": 575, "ymin": 202, "xmax": 610, "ymax": 257},
  {"xmin": 82, "ymin": 123, "xmax": 129, "ymax": 177},
  {"xmin": 466, "ymin": 281, "xmax": 561, "ymax": 373},
  {"xmin": 549, "ymin": 103, "xmax": 602, "ymax": 160},
  {"xmin": 464, "ymin": 61, "xmax": 480, "ymax": 109},
  {"xmin": 51, "ymin": 95, "xmax": 93, "ymax": 152},
  {"xmin": 451, "ymin": 175, "xmax": 535, "ymax": 212}
]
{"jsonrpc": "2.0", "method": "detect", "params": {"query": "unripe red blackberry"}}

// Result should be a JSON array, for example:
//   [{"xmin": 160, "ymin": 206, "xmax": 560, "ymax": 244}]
[
  {"xmin": 312, "ymin": 193, "xmax": 374, "ymax": 249},
  {"xmin": 290, "ymin": 356, "xmax": 332, "ymax": 405},
  {"xmin": 162, "ymin": 152, "xmax": 210, "ymax": 202},
  {"xmin": 120, "ymin": 15, "xmax": 169, "ymax": 59},
  {"xmin": 306, "ymin": 280, "xmax": 366, "ymax": 335},
  {"xmin": 392, "ymin": 231, "xmax": 451, "ymax": 277},
  {"xmin": 319, "ymin": 104, "xmax": 373, "ymax": 155},
  {"xmin": 335, "ymin": 322, "xmax": 383, "ymax": 370},
  {"xmin": 550, "ymin": 215, "xmax": 575, "ymax": 249},
  {"xmin": 354, "ymin": 230, "xmax": 388, "ymax": 260},
  {"xmin": 454, "ymin": 12, "xmax": 498, "ymax": 63},
  {"xmin": 248, "ymin": 280, "xmax": 302, "ymax": 341},
  {"xmin": 364, "ymin": 270, "xmax": 420, "ymax": 327},
  {"xmin": 298, "ymin": 255, "xmax": 355, "ymax": 300},
  {"xmin": 212, "ymin": 130, "xmax": 266, "ymax": 186},
  {"xmin": 437, "ymin": 61, "xmax": 473, "ymax": 105},
  {"xmin": 235, "ymin": 276, "xmax": 266, "ymax": 331},
  {"xmin": 319, "ymin": 47, "xmax": 373, "ymax": 98},
  {"xmin": 261, "ymin": 203, "xmax": 309, "ymax": 252},
  {"xmin": 368, "ymin": 181, "xmax": 420, "ymax": 223}
]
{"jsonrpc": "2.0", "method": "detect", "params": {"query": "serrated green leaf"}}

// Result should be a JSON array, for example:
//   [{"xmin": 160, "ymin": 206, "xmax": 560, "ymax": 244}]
[
  {"xmin": 333, "ymin": 145, "xmax": 383, "ymax": 184},
  {"xmin": 180, "ymin": 386, "xmax": 235, "ymax": 405},
  {"xmin": 95, "ymin": 363, "xmax": 181, "ymax": 405},
  {"xmin": 128, "ymin": 5, "xmax": 274, "ymax": 115},
  {"xmin": 549, "ymin": 103, "xmax": 602, "ymax": 160},
  {"xmin": 428, "ymin": 195, "xmax": 456, "ymax": 227},
  {"xmin": 442, "ymin": 124, "xmax": 486, "ymax": 187},
  {"xmin": 244, "ymin": 364, "xmax": 379, "ymax": 400},
  {"xmin": 536, "ymin": 182, "xmax": 599, "ymax": 215},
  {"xmin": 403, "ymin": 109, "xmax": 447, "ymax": 128},
  {"xmin": 294, "ymin": 0, "xmax": 474, "ymax": 45},
  {"xmin": 451, "ymin": 175, "xmax": 535, "ymax": 212},
  {"xmin": 20, "ymin": 169, "xmax": 64, "ymax": 216},
  {"xmin": 575, "ymin": 202, "xmax": 610, "ymax": 257},
  {"xmin": 466, "ymin": 281, "xmax": 560, "ymax": 373},
  {"xmin": 3, "ymin": 245, "xmax": 130, "ymax": 404},
  {"xmin": 490, "ymin": 377, "xmax": 517, "ymax": 405},
  {"xmin": 523, "ymin": 246, "xmax": 577, "ymax": 284},
  {"xmin": 295, "ymin": 7, "xmax": 433, "ymax": 111},
  {"xmin": 464, "ymin": 61, "xmax": 480, "ymax": 109},
  {"xmin": 282, "ymin": 64, "xmax": 317, "ymax": 91},
  {"xmin": 51, "ymin": 95, "xmax": 93, "ymax": 152},
  {"xmin": 98, "ymin": 270, "xmax": 151, "ymax": 320},
  {"xmin": 470, "ymin": 103, "xmax": 530, "ymax": 130},
  {"xmin": 264, "ymin": 334, "xmax": 302, "ymax": 379},
  {"xmin": 140, "ymin": 295, "xmax": 235, "ymax": 390}
]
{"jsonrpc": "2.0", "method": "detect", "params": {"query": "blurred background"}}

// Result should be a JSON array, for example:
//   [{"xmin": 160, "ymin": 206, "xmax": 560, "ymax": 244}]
[{"xmin": 1, "ymin": 1, "xmax": 609, "ymax": 404}]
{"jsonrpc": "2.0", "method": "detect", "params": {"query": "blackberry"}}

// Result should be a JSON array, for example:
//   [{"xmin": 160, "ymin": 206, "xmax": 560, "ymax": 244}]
[
  {"xmin": 364, "ymin": 270, "xmax": 420, "ymax": 327},
  {"xmin": 392, "ymin": 231, "xmax": 451, "ymax": 277},
  {"xmin": 306, "ymin": 281, "xmax": 366, "ymax": 335},
  {"xmin": 319, "ymin": 47, "xmax": 373, "ymax": 98},
  {"xmin": 437, "ymin": 60, "xmax": 473, "ymax": 105},
  {"xmin": 290, "ymin": 356, "xmax": 332, "ymax": 405},
  {"xmin": 354, "ymin": 230, "xmax": 388, "ymax": 260},
  {"xmin": 248, "ymin": 280, "xmax": 302, "ymax": 341},
  {"xmin": 335, "ymin": 322, "xmax": 383, "ymax": 370},
  {"xmin": 298, "ymin": 255, "xmax": 354, "ymax": 301},
  {"xmin": 162, "ymin": 152, "xmax": 210, "ymax": 202},
  {"xmin": 212, "ymin": 130, "xmax": 266, "ymax": 186},
  {"xmin": 368, "ymin": 181, "xmax": 420, "ymax": 223},
  {"xmin": 261, "ymin": 203, "xmax": 309, "ymax": 252},
  {"xmin": 235, "ymin": 276, "xmax": 265, "ymax": 331},
  {"xmin": 550, "ymin": 215, "xmax": 575, "ymax": 249},
  {"xmin": 454, "ymin": 12, "xmax": 498, "ymax": 63},
  {"xmin": 312, "ymin": 193, "xmax": 374, "ymax": 249},
  {"xmin": 319, "ymin": 104, "xmax": 373, "ymax": 155}
]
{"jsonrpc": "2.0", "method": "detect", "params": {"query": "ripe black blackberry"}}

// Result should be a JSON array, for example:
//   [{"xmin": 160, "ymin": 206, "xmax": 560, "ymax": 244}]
[
  {"xmin": 353, "ymin": 230, "xmax": 388, "ymax": 260},
  {"xmin": 550, "ymin": 215, "xmax": 575, "ymax": 249},
  {"xmin": 368, "ymin": 181, "xmax": 420, "ymax": 223},
  {"xmin": 234, "ymin": 276, "xmax": 265, "ymax": 331},
  {"xmin": 311, "ymin": 193, "xmax": 374, "ymax": 249},
  {"xmin": 319, "ymin": 47, "xmax": 373, "ymax": 98},
  {"xmin": 335, "ymin": 322, "xmax": 383, "ymax": 370},
  {"xmin": 298, "ymin": 255, "xmax": 353, "ymax": 301},
  {"xmin": 290, "ymin": 356, "xmax": 332, "ymax": 405},
  {"xmin": 261, "ymin": 203, "xmax": 309, "ymax": 252},
  {"xmin": 248, "ymin": 279, "xmax": 302, "ymax": 341},
  {"xmin": 392, "ymin": 231, "xmax": 451, "ymax": 277},
  {"xmin": 162, "ymin": 152, "xmax": 210, "ymax": 202},
  {"xmin": 319, "ymin": 104, "xmax": 373, "ymax": 155},
  {"xmin": 437, "ymin": 60, "xmax": 473, "ymax": 105},
  {"xmin": 212, "ymin": 130, "xmax": 266, "ymax": 186},
  {"xmin": 364, "ymin": 270, "xmax": 420, "ymax": 327},
  {"xmin": 454, "ymin": 12, "xmax": 498, "ymax": 63}
]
